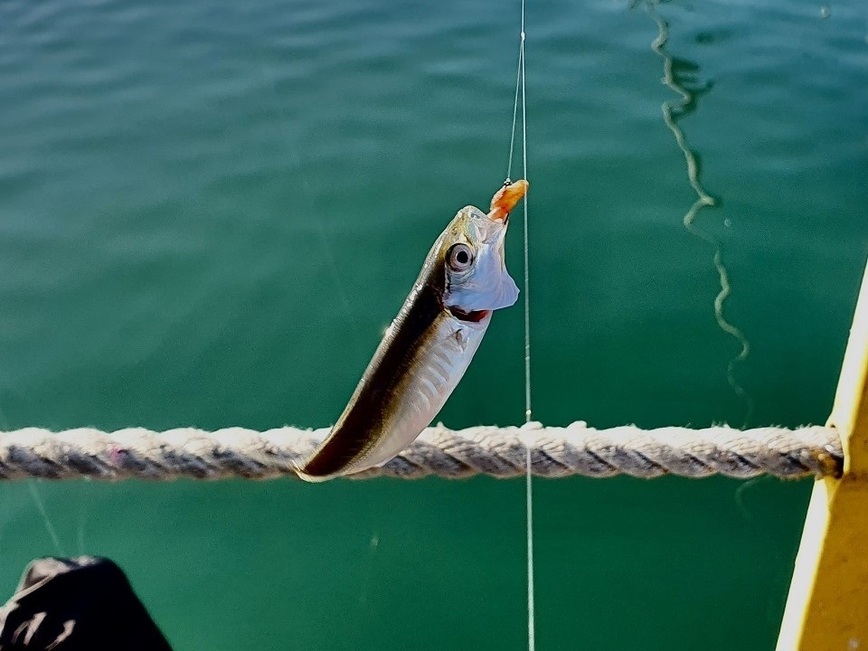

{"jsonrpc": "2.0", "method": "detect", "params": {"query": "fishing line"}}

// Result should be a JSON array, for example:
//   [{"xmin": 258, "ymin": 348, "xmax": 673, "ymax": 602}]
[
  {"xmin": 253, "ymin": 40, "xmax": 358, "ymax": 328},
  {"xmin": 27, "ymin": 482, "xmax": 65, "ymax": 556},
  {"xmin": 647, "ymin": 2, "xmax": 754, "ymax": 426},
  {"xmin": 506, "ymin": 46, "xmax": 522, "ymax": 181},
  {"xmin": 506, "ymin": 0, "xmax": 535, "ymax": 647},
  {"xmin": 0, "ymin": 402, "xmax": 67, "ymax": 556}
]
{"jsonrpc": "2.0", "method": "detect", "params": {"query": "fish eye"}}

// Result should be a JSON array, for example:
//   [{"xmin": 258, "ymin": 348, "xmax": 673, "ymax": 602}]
[{"xmin": 447, "ymin": 243, "xmax": 474, "ymax": 271}]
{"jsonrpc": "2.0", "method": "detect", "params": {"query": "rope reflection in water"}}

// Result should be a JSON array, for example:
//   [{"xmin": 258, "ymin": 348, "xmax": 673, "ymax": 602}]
[{"xmin": 646, "ymin": 2, "xmax": 755, "ymax": 426}]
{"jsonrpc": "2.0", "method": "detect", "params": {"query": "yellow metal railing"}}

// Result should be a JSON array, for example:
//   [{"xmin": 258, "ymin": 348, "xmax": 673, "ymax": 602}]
[{"xmin": 777, "ymin": 259, "xmax": 868, "ymax": 650}]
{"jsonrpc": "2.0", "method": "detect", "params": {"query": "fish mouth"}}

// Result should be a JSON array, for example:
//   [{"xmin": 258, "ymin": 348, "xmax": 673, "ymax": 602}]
[
  {"xmin": 487, "ymin": 179, "xmax": 529, "ymax": 223},
  {"xmin": 448, "ymin": 307, "xmax": 490, "ymax": 322}
]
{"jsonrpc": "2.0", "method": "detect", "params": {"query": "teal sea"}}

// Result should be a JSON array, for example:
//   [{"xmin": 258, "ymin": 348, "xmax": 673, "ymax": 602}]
[{"xmin": 1, "ymin": 0, "xmax": 866, "ymax": 648}]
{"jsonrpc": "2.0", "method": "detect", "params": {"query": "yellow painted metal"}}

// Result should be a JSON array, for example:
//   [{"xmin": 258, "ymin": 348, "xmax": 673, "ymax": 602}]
[{"xmin": 776, "ymin": 259, "xmax": 868, "ymax": 651}]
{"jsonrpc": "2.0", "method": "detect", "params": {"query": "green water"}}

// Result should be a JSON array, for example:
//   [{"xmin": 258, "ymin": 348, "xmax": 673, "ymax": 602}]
[{"xmin": 1, "ymin": 0, "xmax": 866, "ymax": 648}]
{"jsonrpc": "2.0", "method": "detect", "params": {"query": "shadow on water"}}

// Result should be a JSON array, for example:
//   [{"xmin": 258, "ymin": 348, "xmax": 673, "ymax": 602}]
[{"xmin": 645, "ymin": 1, "xmax": 755, "ymax": 426}]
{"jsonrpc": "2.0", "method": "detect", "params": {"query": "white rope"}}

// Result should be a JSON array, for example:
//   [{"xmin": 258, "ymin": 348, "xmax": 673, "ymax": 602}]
[{"xmin": 0, "ymin": 423, "xmax": 841, "ymax": 481}]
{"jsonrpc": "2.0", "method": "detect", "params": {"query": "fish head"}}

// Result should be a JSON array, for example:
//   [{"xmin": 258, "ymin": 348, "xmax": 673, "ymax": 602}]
[{"xmin": 436, "ymin": 180, "xmax": 527, "ymax": 314}]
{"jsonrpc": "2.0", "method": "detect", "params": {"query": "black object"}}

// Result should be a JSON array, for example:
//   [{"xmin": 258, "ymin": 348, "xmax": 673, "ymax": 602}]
[{"xmin": 0, "ymin": 556, "xmax": 172, "ymax": 650}]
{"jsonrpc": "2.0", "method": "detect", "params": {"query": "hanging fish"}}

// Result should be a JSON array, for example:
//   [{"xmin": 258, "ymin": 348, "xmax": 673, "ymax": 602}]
[{"xmin": 296, "ymin": 179, "xmax": 528, "ymax": 481}]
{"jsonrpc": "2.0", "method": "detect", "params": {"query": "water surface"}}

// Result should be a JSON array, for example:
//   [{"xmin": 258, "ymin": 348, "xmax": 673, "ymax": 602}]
[{"xmin": 0, "ymin": 0, "xmax": 866, "ymax": 648}]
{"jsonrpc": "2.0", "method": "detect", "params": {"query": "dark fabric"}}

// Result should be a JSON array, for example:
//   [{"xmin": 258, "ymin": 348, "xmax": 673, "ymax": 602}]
[{"xmin": 0, "ymin": 556, "xmax": 172, "ymax": 650}]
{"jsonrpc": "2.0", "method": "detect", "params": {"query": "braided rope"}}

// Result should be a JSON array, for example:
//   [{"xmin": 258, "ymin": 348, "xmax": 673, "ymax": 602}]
[{"xmin": 0, "ymin": 422, "xmax": 841, "ymax": 481}]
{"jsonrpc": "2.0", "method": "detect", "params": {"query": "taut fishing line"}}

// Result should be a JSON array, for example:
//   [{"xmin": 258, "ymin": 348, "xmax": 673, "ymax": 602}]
[
  {"xmin": 505, "ymin": 0, "xmax": 535, "ymax": 647},
  {"xmin": 253, "ymin": 42, "xmax": 358, "ymax": 330},
  {"xmin": 0, "ymin": 402, "xmax": 66, "ymax": 556}
]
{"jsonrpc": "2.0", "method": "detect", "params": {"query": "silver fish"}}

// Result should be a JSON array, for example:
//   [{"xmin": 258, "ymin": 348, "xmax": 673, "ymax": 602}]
[{"xmin": 296, "ymin": 180, "xmax": 528, "ymax": 481}]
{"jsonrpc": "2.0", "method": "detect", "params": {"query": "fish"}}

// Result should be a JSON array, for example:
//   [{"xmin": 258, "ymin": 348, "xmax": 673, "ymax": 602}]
[{"xmin": 295, "ymin": 179, "xmax": 528, "ymax": 481}]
